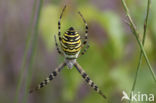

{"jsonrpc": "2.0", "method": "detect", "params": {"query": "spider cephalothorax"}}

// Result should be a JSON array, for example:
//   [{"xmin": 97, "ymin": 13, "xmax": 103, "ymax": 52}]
[{"xmin": 30, "ymin": 5, "xmax": 107, "ymax": 99}]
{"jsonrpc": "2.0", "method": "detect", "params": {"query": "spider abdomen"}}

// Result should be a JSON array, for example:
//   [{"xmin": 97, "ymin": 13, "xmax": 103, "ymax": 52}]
[{"xmin": 61, "ymin": 27, "xmax": 81, "ymax": 56}]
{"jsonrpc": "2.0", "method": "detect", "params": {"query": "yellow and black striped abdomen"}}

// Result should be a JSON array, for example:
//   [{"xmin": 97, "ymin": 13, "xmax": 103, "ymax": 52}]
[{"xmin": 61, "ymin": 27, "xmax": 81, "ymax": 56}]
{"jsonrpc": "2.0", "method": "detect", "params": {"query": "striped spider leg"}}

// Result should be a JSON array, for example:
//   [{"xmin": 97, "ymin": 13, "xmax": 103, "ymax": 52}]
[
  {"xmin": 29, "ymin": 62, "xmax": 66, "ymax": 93},
  {"xmin": 78, "ymin": 11, "xmax": 90, "ymax": 56},
  {"xmin": 54, "ymin": 35, "xmax": 63, "ymax": 55},
  {"xmin": 74, "ymin": 62, "xmax": 107, "ymax": 99},
  {"xmin": 79, "ymin": 43, "xmax": 89, "ymax": 56},
  {"xmin": 58, "ymin": 5, "xmax": 66, "ymax": 43}
]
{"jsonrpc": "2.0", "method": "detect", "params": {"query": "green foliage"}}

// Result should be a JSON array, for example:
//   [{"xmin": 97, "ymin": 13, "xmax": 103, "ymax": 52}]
[
  {"xmin": 1, "ymin": 0, "xmax": 156, "ymax": 103},
  {"xmin": 40, "ymin": 4, "xmax": 125, "ymax": 58},
  {"xmin": 39, "ymin": 3, "xmax": 126, "ymax": 101},
  {"xmin": 40, "ymin": 5, "xmax": 58, "ymax": 51}
]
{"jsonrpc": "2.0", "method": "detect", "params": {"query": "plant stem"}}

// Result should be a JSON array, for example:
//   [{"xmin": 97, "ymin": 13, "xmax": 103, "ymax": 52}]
[
  {"xmin": 23, "ymin": 0, "xmax": 43, "ymax": 103},
  {"xmin": 121, "ymin": 0, "xmax": 156, "ymax": 82},
  {"xmin": 14, "ymin": 0, "xmax": 37, "ymax": 103},
  {"xmin": 129, "ymin": 0, "xmax": 151, "ymax": 103}
]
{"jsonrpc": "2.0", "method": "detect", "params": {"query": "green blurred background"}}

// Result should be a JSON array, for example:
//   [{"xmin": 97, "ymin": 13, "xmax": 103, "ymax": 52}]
[{"xmin": 0, "ymin": 0, "xmax": 156, "ymax": 103}]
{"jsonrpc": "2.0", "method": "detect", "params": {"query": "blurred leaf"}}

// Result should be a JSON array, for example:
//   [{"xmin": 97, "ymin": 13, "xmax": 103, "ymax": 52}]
[
  {"xmin": 79, "ymin": 5, "xmax": 125, "ymax": 59},
  {"xmin": 99, "ymin": 11, "xmax": 125, "ymax": 59},
  {"xmin": 62, "ymin": 67, "xmax": 82, "ymax": 102},
  {"xmin": 110, "ymin": 65, "xmax": 132, "ymax": 92},
  {"xmin": 40, "ymin": 5, "xmax": 58, "ymax": 51},
  {"xmin": 135, "ymin": 66, "xmax": 156, "ymax": 94}
]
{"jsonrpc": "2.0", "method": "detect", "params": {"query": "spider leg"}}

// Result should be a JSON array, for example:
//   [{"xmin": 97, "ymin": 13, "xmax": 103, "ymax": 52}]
[
  {"xmin": 54, "ymin": 35, "xmax": 63, "ymax": 56},
  {"xmin": 78, "ymin": 11, "xmax": 88, "ymax": 48},
  {"xmin": 58, "ymin": 5, "xmax": 66, "ymax": 42},
  {"xmin": 79, "ymin": 43, "xmax": 90, "ymax": 57},
  {"xmin": 74, "ymin": 62, "xmax": 107, "ymax": 99},
  {"xmin": 29, "ymin": 62, "xmax": 66, "ymax": 93}
]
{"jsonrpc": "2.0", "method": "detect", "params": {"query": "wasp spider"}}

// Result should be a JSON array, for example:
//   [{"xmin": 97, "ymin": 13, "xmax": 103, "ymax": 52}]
[{"xmin": 30, "ymin": 5, "xmax": 106, "ymax": 99}]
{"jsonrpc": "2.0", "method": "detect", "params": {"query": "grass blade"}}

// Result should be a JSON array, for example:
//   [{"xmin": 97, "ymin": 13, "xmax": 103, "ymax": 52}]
[
  {"xmin": 121, "ymin": 0, "xmax": 156, "ymax": 83},
  {"xmin": 129, "ymin": 0, "xmax": 151, "ymax": 103},
  {"xmin": 14, "ymin": 0, "xmax": 37, "ymax": 103},
  {"xmin": 22, "ymin": 0, "xmax": 43, "ymax": 103}
]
